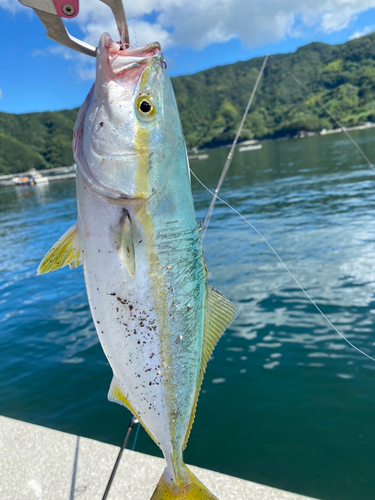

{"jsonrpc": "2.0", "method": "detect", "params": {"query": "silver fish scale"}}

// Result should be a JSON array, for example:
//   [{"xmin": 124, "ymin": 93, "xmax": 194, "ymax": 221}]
[{"xmin": 78, "ymin": 173, "xmax": 170, "ymax": 447}]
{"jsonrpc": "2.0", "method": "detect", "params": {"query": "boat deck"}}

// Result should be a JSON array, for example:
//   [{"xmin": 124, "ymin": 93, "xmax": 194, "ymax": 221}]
[{"xmin": 0, "ymin": 415, "xmax": 318, "ymax": 500}]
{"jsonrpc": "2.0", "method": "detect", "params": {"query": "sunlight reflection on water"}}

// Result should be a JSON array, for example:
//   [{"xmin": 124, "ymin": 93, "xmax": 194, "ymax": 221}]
[{"xmin": 2, "ymin": 129, "xmax": 375, "ymax": 500}]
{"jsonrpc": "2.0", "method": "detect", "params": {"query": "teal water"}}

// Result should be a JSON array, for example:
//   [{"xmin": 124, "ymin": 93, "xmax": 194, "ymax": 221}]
[{"xmin": 1, "ymin": 129, "xmax": 375, "ymax": 500}]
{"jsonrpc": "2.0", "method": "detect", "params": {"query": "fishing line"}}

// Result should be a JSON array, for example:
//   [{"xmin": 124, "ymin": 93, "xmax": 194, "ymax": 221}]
[
  {"xmin": 190, "ymin": 167, "xmax": 375, "ymax": 363},
  {"xmin": 201, "ymin": 54, "xmax": 269, "ymax": 241},
  {"xmin": 269, "ymin": 56, "xmax": 375, "ymax": 173},
  {"xmin": 132, "ymin": 15, "xmax": 138, "ymax": 48}
]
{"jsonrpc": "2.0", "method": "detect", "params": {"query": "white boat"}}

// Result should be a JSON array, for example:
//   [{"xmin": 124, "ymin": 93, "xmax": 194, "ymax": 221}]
[
  {"xmin": 11, "ymin": 174, "xmax": 35, "ymax": 186},
  {"xmin": 28, "ymin": 168, "xmax": 49, "ymax": 183},
  {"xmin": 188, "ymin": 154, "xmax": 209, "ymax": 161},
  {"xmin": 239, "ymin": 144, "xmax": 262, "ymax": 152}
]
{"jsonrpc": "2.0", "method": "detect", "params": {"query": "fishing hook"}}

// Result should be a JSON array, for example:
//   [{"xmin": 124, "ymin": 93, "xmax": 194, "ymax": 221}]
[{"xmin": 17, "ymin": 0, "xmax": 129, "ymax": 57}]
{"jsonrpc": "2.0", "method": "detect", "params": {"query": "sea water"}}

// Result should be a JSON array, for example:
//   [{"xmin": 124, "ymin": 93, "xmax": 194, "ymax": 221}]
[{"xmin": 1, "ymin": 129, "xmax": 375, "ymax": 500}]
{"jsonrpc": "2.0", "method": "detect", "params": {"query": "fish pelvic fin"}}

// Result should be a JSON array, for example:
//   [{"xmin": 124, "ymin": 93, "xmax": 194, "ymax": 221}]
[
  {"xmin": 151, "ymin": 464, "xmax": 219, "ymax": 500},
  {"xmin": 37, "ymin": 222, "xmax": 82, "ymax": 275},
  {"xmin": 183, "ymin": 285, "xmax": 239, "ymax": 449}
]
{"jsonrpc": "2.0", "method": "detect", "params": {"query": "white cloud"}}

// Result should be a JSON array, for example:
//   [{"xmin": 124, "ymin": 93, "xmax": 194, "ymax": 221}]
[
  {"xmin": 129, "ymin": 20, "xmax": 171, "ymax": 48},
  {"xmin": 75, "ymin": 15, "xmax": 170, "ymax": 49},
  {"xmin": 0, "ymin": 0, "xmax": 22, "ymax": 13},
  {"xmin": 0, "ymin": 88, "xmax": 3, "ymax": 99},
  {"xmin": 68, "ymin": 0, "xmax": 375, "ymax": 51},
  {"xmin": 152, "ymin": 0, "xmax": 375, "ymax": 48},
  {"xmin": 32, "ymin": 45, "xmax": 75, "ymax": 60},
  {"xmin": 6, "ymin": 0, "xmax": 375, "ymax": 80},
  {"xmin": 5, "ymin": 0, "xmax": 375, "ymax": 50},
  {"xmin": 349, "ymin": 26, "xmax": 374, "ymax": 39},
  {"xmin": 76, "ymin": 63, "xmax": 96, "ymax": 81}
]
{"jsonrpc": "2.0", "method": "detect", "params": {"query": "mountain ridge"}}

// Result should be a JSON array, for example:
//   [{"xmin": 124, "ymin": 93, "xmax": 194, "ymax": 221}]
[{"xmin": 1, "ymin": 32, "xmax": 375, "ymax": 174}]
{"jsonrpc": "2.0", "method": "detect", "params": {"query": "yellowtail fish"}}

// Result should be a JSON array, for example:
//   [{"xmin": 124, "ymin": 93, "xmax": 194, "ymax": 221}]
[{"xmin": 38, "ymin": 32, "xmax": 238, "ymax": 500}]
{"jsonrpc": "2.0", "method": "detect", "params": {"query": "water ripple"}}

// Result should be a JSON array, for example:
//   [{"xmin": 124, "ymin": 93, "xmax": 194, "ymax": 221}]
[{"xmin": 2, "ymin": 133, "xmax": 375, "ymax": 499}]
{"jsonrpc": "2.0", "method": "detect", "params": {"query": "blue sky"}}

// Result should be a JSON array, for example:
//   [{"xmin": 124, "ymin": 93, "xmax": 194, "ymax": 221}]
[{"xmin": 1, "ymin": 0, "xmax": 375, "ymax": 114}]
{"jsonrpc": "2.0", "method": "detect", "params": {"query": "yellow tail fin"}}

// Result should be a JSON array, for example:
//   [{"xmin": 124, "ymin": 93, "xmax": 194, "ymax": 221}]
[{"xmin": 150, "ymin": 464, "xmax": 219, "ymax": 500}]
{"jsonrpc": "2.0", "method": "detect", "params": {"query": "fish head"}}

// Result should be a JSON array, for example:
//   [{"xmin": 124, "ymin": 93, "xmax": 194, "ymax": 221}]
[{"xmin": 74, "ymin": 32, "xmax": 185, "ymax": 201}]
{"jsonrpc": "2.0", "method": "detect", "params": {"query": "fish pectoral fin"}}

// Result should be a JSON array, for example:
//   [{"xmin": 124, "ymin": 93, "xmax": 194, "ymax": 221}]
[
  {"xmin": 183, "ymin": 285, "xmax": 239, "ymax": 448},
  {"xmin": 117, "ymin": 210, "xmax": 136, "ymax": 279},
  {"xmin": 37, "ymin": 222, "xmax": 82, "ymax": 275}
]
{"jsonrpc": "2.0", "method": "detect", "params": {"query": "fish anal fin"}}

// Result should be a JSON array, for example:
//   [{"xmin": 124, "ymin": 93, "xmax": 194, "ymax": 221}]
[
  {"xmin": 37, "ymin": 222, "xmax": 82, "ymax": 275},
  {"xmin": 108, "ymin": 378, "xmax": 158, "ymax": 445},
  {"xmin": 117, "ymin": 210, "xmax": 136, "ymax": 279},
  {"xmin": 183, "ymin": 285, "xmax": 238, "ymax": 448}
]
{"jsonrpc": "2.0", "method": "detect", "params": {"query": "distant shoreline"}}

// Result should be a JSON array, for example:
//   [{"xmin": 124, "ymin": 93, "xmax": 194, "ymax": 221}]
[
  {"xmin": 189, "ymin": 121, "xmax": 375, "ymax": 153},
  {"xmin": 2, "ymin": 122, "xmax": 374, "ymax": 184}
]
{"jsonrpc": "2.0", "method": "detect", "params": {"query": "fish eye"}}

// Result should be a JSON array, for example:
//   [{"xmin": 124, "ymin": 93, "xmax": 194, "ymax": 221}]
[
  {"xmin": 136, "ymin": 94, "xmax": 156, "ymax": 122},
  {"xmin": 140, "ymin": 100, "xmax": 152, "ymax": 113}
]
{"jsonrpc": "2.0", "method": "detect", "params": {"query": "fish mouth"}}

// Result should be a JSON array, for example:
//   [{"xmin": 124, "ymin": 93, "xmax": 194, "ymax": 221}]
[
  {"xmin": 102, "ymin": 33, "xmax": 163, "ymax": 75},
  {"xmin": 108, "ymin": 40, "xmax": 161, "ymax": 58}
]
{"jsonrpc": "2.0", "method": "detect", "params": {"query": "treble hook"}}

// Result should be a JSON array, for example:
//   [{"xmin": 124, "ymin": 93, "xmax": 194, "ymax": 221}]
[{"xmin": 18, "ymin": 0, "xmax": 130, "ymax": 57}]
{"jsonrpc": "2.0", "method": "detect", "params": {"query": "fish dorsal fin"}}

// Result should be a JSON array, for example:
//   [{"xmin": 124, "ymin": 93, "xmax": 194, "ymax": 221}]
[
  {"xmin": 183, "ymin": 285, "xmax": 238, "ymax": 448},
  {"xmin": 108, "ymin": 378, "xmax": 158, "ymax": 445},
  {"xmin": 37, "ymin": 222, "xmax": 81, "ymax": 275},
  {"xmin": 117, "ymin": 210, "xmax": 136, "ymax": 279}
]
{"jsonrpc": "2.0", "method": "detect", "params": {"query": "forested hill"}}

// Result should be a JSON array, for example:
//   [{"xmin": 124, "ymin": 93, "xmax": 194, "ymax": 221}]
[
  {"xmin": 0, "ymin": 108, "xmax": 78, "ymax": 175},
  {"xmin": 2, "ymin": 32, "xmax": 375, "ymax": 174}
]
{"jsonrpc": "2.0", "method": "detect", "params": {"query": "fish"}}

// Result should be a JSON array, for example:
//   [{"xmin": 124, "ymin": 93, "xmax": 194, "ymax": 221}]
[{"xmin": 38, "ymin": 32, "xmax": 238, "ymax": 500}]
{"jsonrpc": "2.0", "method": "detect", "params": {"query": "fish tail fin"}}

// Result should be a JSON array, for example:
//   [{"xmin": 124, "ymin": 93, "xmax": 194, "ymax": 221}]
[{"xmin": 150, "ymin": 464, "xmax": 219, "ymax": 500}]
